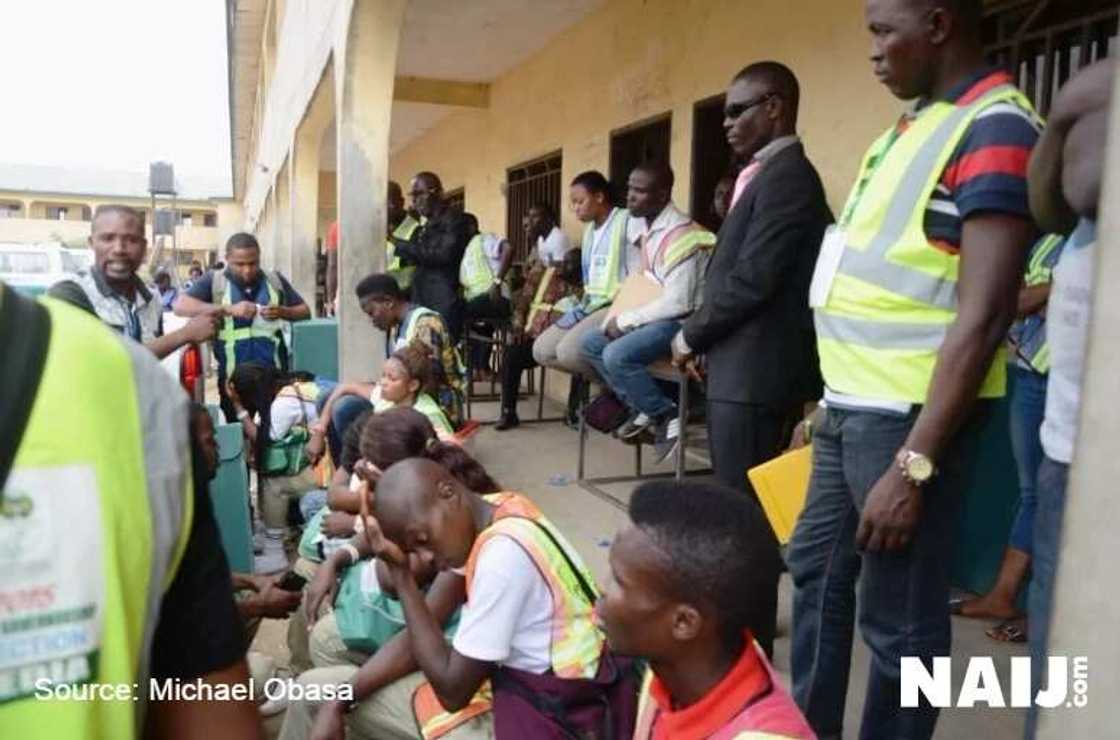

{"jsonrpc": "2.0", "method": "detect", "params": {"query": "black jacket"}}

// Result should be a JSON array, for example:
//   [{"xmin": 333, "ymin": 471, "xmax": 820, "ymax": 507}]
[
  {"xmin": 395, "ymin": 207, "xmax": 470, "ymax": 334},
  {"xmin": 682, "ymin": 141, "xmax": 833, "ymax": 408}
]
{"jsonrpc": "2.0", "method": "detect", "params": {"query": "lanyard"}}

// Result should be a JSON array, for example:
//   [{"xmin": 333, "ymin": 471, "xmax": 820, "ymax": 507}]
[{"xmin": 840, "ymin": 119, "xmax": 908, "ymax": 227}]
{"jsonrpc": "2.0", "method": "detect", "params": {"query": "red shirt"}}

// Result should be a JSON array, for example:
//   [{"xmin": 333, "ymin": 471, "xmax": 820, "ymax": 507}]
[
  {"xmin": 636, "ymin": 635, "xmax": 815, "ymax": 739},
  {"xmin": 325, "ymin": 221, "xmax": 339, "ymax": 252}
]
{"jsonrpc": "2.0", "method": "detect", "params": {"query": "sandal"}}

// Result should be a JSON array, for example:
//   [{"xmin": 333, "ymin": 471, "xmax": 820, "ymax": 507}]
[{"xmin": 986, "ymin": 619, "xmax": 1027, "ymax": 643}]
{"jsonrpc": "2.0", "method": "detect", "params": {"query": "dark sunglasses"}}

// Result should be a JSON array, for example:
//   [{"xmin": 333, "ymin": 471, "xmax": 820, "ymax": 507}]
[{"xmin": 724, "ymin": 92, "xmax": 779, "ymax": 120}]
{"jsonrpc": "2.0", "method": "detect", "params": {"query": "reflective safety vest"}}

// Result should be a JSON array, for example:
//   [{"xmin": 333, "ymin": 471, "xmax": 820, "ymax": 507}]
[
  {"xmin": 459, "ymin": 234, "xmax": 495, "ymax": 301},
  {"xmin": 213, "ymin": 269, "xmax": 285, "ymax": 380},
  {"xmin": 393, "ymin": 304, "xmax": 443, "ymax": 353},
  {"xmin": 372, "ymin": 391, "xmax": 454, "ymax": 437},
  {"xmin": 412, "ymin": 492, "xmax": 604, "ymax": 739},
  {"xmin": 643, "ymin": 222, "xmax": 717, "ymax": 283},
  {"xmin": 466, "ymin": 493, "xmax": 603, "ymax": 679},
  {"xmin": 1012, "ymin": 233, "xmax": 1066, "ymax": 374},
  {"xmin": 526, "ymin": 267, "xmax": 558, "ymax": 330},
  {"xmin": 387, "ymin": 214, "xmax": 421, "ymax": 290},
  {"xmin": 815, "ymin": 84, "xmax": 1040, "ymax": 403},
  {"xmin": 2, "ymin": 297, "xmax": 193, "ymax": 738},
  {"xmin": 583, "ymin": 208, "xmax": 630, "ymax": 313}
]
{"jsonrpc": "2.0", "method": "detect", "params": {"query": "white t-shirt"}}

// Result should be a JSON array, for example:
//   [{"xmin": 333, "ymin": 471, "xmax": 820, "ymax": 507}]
[
  {"xmin": 267, "ymin": 395, "xmax": 320, "ymax": 439},
  {"xmin": 451, "ymin": 535, "xmax": 554, "ymax": 674},
  {"xmin": 1040, "ymin": 219, "xmax": 1096, "ymax": 464},
  {"xmin": 537, "ymin": 226, "xmax": 572, "ymax": 265}
]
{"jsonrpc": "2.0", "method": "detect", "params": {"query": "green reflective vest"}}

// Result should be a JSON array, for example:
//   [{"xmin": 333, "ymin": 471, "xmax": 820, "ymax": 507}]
[
  {"xmin": 2, "ymin": 297, "xmax": 193, "ymax": 738},
  {"xmin": 815, "ymin": 84, "xmax": 1039, "ymax": 403},
  {"xmin": 387, "ymin": 214, "xmax": 421, "ymax": 290},
  {"xmin": 583, "ymin": 208, "xmax": 629, "ymax": 313},
  {"xmin": 460, "ymin": 234, "xmax": 496, "ymax": 301}
]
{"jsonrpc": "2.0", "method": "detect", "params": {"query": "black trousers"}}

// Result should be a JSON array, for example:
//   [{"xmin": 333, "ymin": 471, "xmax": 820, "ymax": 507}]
[
  {"xmin": 465, "ymin": 294, "xmax": 512, "ymax": 371},
  {"xmin": 500, "ymin": 340, "xmax": 580, "ymax": 419},
  {"xmin": 705, "ymin": 399, "xmax": 788, "ymax": 658},
  {"xmin": 500, "ymin": 341, "xmax": 536, "ymax": 412}
]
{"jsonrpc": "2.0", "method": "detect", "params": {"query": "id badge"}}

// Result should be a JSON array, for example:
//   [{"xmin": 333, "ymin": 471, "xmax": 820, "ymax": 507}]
[{"xmin": 809, "ymin": 226, "xmax": 847, "ymax": 308}]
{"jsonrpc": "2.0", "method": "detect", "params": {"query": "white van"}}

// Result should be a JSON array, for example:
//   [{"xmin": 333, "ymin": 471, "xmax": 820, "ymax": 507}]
[{"xmin": 0, "ymin": 243, "xmax": 86, "ymax": 296}]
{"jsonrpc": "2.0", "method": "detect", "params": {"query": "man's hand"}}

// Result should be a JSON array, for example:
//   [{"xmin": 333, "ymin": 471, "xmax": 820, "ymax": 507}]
[
  {"xmin": 306, "ymin": 431, "xmax": 326, "ymax": 466},
  {"xmin": 183, "ymin": 313, "xmax": 221, "ymax": 343},
  {"xmin": 361, "ymin": 514, "xmax": 409, "ymax": 570},
  {"xmin": 260, "ymin": 305, "xmax": 286, "ymax": 321},
  {"xmin": 309, "ymin": 700, "xmax": 347, "ymax": 740},
  {"xmin": 322, "ymin": 512, "xmax": 357, "ymax": 539},
  {"xmin": 604, "ymin": 317, "xmax": 624, "ymax": 340},
  {"xmin": 672, "ymin": 346, "xmax": 704, "ymax": 383},
  {"xmin": 856, "ymin": 465, "xmax": 923, "ymax": 552},
  {"xmin": 246, "ymin": 583, "xmax": 302, "ymax": 620},
  {"xmin": 305, "ymin": 560, "xmax": 340, "ymax": 626},
  {"xmin": 228, "ymin": 301, "xmax": 259, "ymax": 320}
]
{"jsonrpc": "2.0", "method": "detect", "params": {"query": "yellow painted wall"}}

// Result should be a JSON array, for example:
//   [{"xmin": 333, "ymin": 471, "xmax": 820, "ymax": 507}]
[{"xmin": 389, "ymin": 0, "xmax": 904, "ymax": 241}]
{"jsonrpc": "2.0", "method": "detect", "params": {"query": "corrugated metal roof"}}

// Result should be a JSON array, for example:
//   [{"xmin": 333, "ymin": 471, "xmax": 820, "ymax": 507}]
[{"xmin": 0, "ymin": 162, "xmax": 230, "ymax": 201}]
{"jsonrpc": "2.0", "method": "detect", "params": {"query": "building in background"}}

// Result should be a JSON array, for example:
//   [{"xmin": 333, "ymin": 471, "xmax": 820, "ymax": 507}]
[{"xmin": 0, "ymin": 162, "xmax": 241, "ymax": 277}]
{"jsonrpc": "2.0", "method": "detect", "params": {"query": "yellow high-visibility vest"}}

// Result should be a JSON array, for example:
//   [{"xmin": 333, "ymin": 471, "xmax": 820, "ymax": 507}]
[
  {"xmin": 387, "ymin": 214, "xmax": 421, "ymax": 290},
  {"xmin": 1, "ymin": 295, "xmax": 193, "ymax": 739},
  {"xmin": 815, "ymin": 84, "xmax": 1039, "ymax": 402}
]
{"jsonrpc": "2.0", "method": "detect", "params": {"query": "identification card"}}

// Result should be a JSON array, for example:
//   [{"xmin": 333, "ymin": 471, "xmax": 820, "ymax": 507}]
[{"xmin": 809, "ymin": 226, "xmax": 847, "ymax": 308}]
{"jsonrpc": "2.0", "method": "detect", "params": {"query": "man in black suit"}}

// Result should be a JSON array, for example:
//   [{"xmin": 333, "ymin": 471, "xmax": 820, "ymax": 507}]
[
  {"xmin": 672, "ymin": 62, "xmax": 830, "ymax": 658},
  {"xmin": 393, "ymin": 171, "xmax": 471, "ymax": 341},
  {"xmin": 673, "ymin": 61, "xmax": 832, "ymax": 501}
]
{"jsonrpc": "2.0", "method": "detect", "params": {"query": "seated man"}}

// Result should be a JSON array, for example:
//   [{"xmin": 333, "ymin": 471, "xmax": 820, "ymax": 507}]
[
  {"xmin": 315, "ymin": 274, "xmax": 465, "ymax": 462},
  {"xmin": 597, "ymin": 480, "xmax": 811, "ymax": 738},
  {"xmin": 496, "ymin": 248, "xmax": 583, "ymax": 430},
  {"xmin": 581, "ymin": 162, "xmax": 714, "ymax": 460},
  {"xmin": 527, "ymin": 201, "xmax": 572, "ymax": 267},
  {"xmin": 460, "ymin": 213, "xmax": 513, "ymax": 378},
  {"xmin": 353, "ymin": 458, "xmax": 636, "ymax": 738}
]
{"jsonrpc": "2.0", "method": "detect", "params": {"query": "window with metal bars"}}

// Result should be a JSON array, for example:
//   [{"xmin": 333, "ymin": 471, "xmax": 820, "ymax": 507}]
[
  {"xmin": 505, "ymin": 152, "xmax": 563, "ymax": 263},
  {"xmin": 984, "ymin": 0, "xmax": 1118, "ymax": 116}
]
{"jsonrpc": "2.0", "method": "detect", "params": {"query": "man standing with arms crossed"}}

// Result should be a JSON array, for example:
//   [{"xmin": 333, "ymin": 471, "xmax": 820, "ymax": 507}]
[{"xmin": 787, "ymin": 1, "xmax": 1041, "ymax": 737}]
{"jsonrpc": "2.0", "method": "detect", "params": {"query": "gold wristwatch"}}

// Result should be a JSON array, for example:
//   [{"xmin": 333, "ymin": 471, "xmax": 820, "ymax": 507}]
[{"xmin": 896, "ymin": 449, "xmax": 936, "ymax": 486}]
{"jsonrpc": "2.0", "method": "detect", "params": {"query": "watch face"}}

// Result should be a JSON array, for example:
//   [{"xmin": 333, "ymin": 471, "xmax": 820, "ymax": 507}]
[{"xmin": 907, "ymin": 455, "xmax": 935, "ymax": 482}]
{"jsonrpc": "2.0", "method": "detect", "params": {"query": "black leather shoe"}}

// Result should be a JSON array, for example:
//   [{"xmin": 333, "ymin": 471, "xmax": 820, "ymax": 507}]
[{"xmin": 495, "ymin": 413, "xmax": 521, "ymax": 431}]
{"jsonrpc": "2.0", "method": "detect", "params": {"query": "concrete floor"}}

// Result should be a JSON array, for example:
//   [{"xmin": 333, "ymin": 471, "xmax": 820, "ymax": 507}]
[{"xmin": 256, "ymin": 393, "xmax": 1029, "ymax": 739}]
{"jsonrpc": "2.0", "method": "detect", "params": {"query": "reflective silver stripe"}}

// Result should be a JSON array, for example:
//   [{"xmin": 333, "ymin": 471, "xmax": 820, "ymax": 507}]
[
  {"xmin": 838, "ymin": 86, "xmax": 1019, "ymax": 311},
  {"xmin": 118, "ymin": 336, "xmax": 192, "ymax": 731},
  {"xmin": 815, "ymin": 311, "xmax": 948, "ymax": 350}
]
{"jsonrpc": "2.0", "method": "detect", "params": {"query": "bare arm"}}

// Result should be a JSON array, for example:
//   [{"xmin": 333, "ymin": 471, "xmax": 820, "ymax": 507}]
[
  {"xmin": 905, "ymin": 214, "xmax": 1034, "ymax": 458},
  {"xmin": 145, "ymin": 660, "xmax": 263, "ymax": 740},
  {"xmin": 857, "ymin": 214, "xmax": 1035, "ymax": 552},
  {"xmin": 313, "ymin": 570, "xmax": 469, "ymax": 730},
  {"xmin": 1017, "ymin": 283, "xmax": 1051, "ymax": 319},
  {"xmin": 173, "ymin": 292, "xmax": 222, "ymax": 318},
  {"xmin": 314, "ymin": 382, "xmax": 377, "ymax": 435}
]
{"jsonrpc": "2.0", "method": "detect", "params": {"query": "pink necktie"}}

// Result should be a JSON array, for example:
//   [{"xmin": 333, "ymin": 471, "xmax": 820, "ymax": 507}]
[{"xmin": 730, "ymin": 161, "xmax": 763, "ymax": 210}]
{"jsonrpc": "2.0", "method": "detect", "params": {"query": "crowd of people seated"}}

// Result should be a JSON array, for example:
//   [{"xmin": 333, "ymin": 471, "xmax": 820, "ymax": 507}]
[{"xmin": 4, "ymin": 1, "xmax": 1114, "ymax": 738}]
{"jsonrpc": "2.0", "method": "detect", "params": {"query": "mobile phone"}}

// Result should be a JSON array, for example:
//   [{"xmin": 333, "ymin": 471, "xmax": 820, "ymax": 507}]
[{"xmin": 276, "ymin": 571, "xmax": 307, "ymax": 592}]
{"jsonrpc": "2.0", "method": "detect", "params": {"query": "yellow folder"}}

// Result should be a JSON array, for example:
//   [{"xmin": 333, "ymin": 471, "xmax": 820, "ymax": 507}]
[{"xmin": 748, "ymin": 445, "xmax": 813, "ymax": 545}]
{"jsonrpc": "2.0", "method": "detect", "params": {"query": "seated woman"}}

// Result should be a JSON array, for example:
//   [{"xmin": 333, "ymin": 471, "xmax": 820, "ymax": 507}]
[
  {"xmin": 279, "ymin": 408, "xmax": 501, "ymax": 740},
  {"xmin": 309, "ymin": 345, "xmax": 454, "ymax": 465},
  {"xmin": 227, "ymin": 361, "xmax": 336, "ymax": 535}
]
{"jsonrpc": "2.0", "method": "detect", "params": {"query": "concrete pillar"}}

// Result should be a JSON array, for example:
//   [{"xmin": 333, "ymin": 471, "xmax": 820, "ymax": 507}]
[
  {"xmin": 333, "ymin": 0, "xmax": 406, "ymax": 381},
  {"xmin": 274, "ymin": 159, "xmax": 292, "ymax": 277},
  {"xmin": 291, "ymin": 65, "xmax": 335, "ymax": 319},
  {"xmin": 1038, "ymin": 74, "xmax": 1120, "ymax": 738}
]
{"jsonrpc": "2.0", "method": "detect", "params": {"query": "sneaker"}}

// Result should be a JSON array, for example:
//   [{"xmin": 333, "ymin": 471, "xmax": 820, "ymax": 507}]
[
  {"xmin": 653, "ymin": 417, "xmax": 681, "ymax": 465},
  {"xmin": 615, "ymin": 413, "xmax": 652, "ymax": 440}
]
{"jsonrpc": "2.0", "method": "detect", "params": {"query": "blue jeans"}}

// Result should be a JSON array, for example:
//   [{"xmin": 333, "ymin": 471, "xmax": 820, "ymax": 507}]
[
  {"xmin": 328, "ymin": 395, "xmax": 373, "ymax": 466},
  {"xmin": 1008, "ymin": 366, "xmax": 1047, "ymax": 553},
  {"xmin": 787, "ymin": 404, "xmax": 984, "ymax": 740},
  {"xmin": 1025, "ymin": 455, "xmax": 1069, "ymax": 738},
  {"xmin": 579, "ymin": 320, "xmax": 680, "ymax": 418}
]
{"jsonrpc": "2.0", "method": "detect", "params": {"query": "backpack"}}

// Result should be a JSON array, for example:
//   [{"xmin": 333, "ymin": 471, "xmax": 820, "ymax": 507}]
[{"xmin": 0, "ymin": 288, "xmax": 52, "ymax": 491}]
